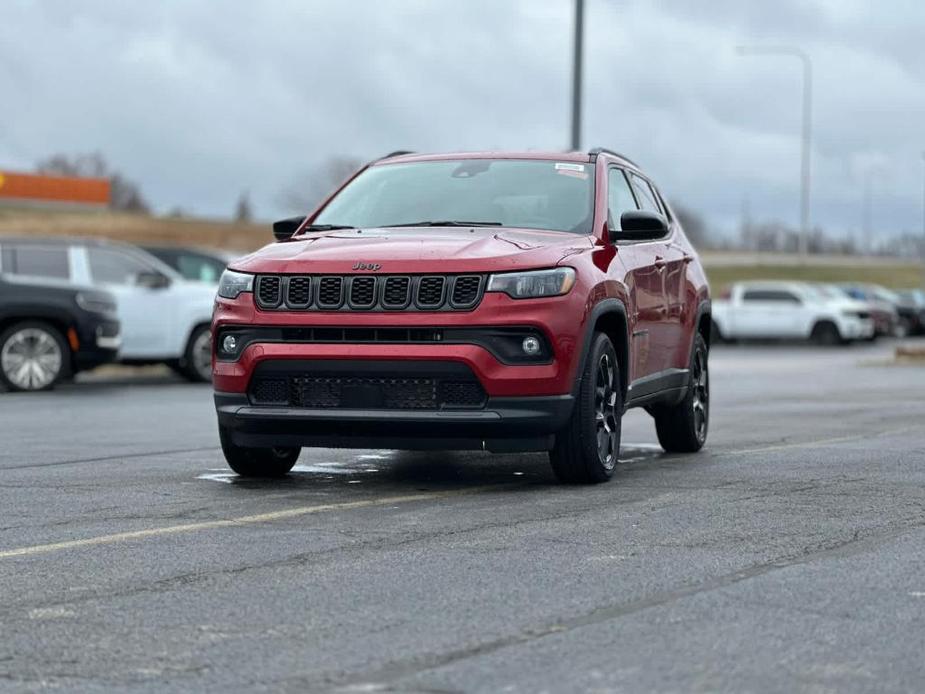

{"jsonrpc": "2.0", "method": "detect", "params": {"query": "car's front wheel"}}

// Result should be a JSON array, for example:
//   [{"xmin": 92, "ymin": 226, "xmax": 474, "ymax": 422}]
[
  {"xmin": 0, "ymin": 321, "xmax": 69, "ymax": 392},
  {"xmin": 219, "ymin": 424, "xmax": 300, "ymax": 477},
  {"xmin": 549, "ymin": 332, "xmax": 622, "ymax": 484}
]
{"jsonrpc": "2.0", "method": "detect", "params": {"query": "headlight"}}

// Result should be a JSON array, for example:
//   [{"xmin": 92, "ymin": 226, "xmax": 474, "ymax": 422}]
[
  {"xmin": 486, "ymin": 268, "xmax": 576, "ymax": 299},
  {"xmin": 217, "ymin": 269, "xmax": 254, "ymax": 299},
  {"xmin": 75, "ymin": 291, "xmax": 117, "ymax": 315}
]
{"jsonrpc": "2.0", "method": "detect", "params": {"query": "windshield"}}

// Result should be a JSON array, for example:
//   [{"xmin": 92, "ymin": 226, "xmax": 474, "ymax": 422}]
[{"xmin": 312, "ymin": 159, "xmax": 595, "ymax": 234}]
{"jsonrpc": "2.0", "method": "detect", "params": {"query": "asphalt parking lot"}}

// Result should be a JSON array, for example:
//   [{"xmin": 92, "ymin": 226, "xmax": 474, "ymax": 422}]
[{"xmin": 1, "ymin": 340, "xmax": 924, "ymax": 693}]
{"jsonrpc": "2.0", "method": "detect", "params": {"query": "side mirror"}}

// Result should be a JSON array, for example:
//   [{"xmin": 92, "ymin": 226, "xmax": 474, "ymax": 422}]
[
  {"xmin": 135, "ymin": 270, "xmax": 170, "ymax": 289},
  {"xmin": 613, "ymin": 211, "xmax": 669, "ymax": 241},
  {"xmin": 273, "ymin": 216, "xmax": 306, "ymax": 242}
]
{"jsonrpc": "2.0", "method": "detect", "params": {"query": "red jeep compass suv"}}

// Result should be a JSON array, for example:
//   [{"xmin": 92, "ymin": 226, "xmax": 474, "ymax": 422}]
[{"xmin": 212, "ymin": 149, "xmax": 711, "ymax": 483}]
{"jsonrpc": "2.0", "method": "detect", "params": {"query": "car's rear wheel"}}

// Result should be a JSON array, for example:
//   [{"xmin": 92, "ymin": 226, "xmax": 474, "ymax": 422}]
[
  {"xmin": 0, "ymin": 321, "xmax": 69, "ymax": 392},
  {"xmin": 652, "ymin": 332, "xmax": 709, "ymax": 453},
  {"xmin": 176, "ymin": 325, "xmax": 213, "ymax": 382},
  {"xmin": 549, "ymin": 332, "xmax": 621, "ymax": 484},
  {"xmin": 219, "ymin": 424, "xmax": 300, "ymax": 477},
  {"xmin": 811, "ymin": 321, "xmax": 842, "ymax": 346}
]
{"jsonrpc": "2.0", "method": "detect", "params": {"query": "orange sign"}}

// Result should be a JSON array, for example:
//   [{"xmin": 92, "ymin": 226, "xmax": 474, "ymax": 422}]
[{"xmin": 0, "ymin": 170, "xmax": 111, "ymax": 206}]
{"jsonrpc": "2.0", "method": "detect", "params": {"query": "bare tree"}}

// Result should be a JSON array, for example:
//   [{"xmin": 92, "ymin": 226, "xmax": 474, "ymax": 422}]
[
  {"xmin": 278, "ymin": 156, "xmax": 364, "ymax": 213},
  {"xmin": 234, "ymin": 191, "xmax": 253, "ymax": 223},
  {"xmin": 35, "ymin": 151, "xmax": 150, "ymax": 213},
  {"xmin": 673, "ymin": 204, "xmax": 711, "ymax": 249}
]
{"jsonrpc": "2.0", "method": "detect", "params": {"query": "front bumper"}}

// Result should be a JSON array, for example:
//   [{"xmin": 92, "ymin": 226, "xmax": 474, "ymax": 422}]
[
  {"xmin": 73, "ymin": 318, "xmax": 121, "ymax": 372},
  {"xmin": 215, "ymin": 391, "xmax": 574, "ymax": 453}
]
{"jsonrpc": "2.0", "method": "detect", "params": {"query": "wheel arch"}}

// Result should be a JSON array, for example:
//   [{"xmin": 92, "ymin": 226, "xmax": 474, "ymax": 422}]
[
  {"xmin": 0, "ymin": 310, "xmax": 76, "ymax": 364},
  {"xmin": 573, "ymin": 299, "xmax": 630, "ymax": 401},
  {"xmin": 694, "ymin": 299, "xmax": 712, "ymax": 345}
]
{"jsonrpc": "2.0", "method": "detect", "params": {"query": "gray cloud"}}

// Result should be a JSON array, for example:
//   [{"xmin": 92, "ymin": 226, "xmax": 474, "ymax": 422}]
[{"xmin": 2, "ymin": 0, "xmax": 924, "ymax": 241}]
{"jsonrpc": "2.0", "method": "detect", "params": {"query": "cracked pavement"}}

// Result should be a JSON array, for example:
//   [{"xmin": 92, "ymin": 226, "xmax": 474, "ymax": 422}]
[{"xmin": 1, "ymin": 339, "xmax": 924, "ymax": 692}]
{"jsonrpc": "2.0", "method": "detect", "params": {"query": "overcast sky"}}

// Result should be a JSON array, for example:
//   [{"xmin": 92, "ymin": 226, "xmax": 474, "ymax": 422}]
[{"xmin": 2, "ymin": 0, "xmax": 924, "ymax": 241}]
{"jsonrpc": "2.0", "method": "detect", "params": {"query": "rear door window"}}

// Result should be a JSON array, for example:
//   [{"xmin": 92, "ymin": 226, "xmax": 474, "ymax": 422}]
[
  {"xmin": 88, "ymin": 247, "xmax": 155, "ymax": 285},
  {"xmin": 1, "ymin": 245, "xmax": 70, "ymax": 279},
  {"xmin": 742, "ymin": 290, "xmax": 801, "ymax": 304}
]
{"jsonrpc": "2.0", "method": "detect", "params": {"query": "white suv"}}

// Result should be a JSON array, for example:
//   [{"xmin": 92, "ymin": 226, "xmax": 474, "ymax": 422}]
[
  {"xmin": 712, "ymin": 281, "xmax": 874, "ymax": 345},
  {"xmin": 0, "ymin": 237, "xmax": 216, "ymax": 380}
]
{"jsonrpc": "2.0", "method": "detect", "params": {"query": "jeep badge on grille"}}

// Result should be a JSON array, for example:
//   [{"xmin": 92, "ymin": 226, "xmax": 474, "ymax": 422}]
[{"xmin": 353, "ymin": 262, "xmax": 381, "ymax": 271}]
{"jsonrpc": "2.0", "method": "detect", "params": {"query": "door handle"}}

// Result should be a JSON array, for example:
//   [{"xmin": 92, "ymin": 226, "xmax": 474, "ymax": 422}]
[
  {"xmin": 654, "ymin": 257, "xmax": 667, "ymax": 270},
  {"xmin": 682, "ymin": 254, "xmax": 694, "ymax": 264}
]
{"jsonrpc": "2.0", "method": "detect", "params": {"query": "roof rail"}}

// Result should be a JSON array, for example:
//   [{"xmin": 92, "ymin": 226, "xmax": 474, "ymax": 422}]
[
  {"xmin": 379, "ymin": 150, "xmax": 415, "ymax": 160},
  {"xmin": 588, "ymin": 147, "xmax": 638, "ymax": 167}
]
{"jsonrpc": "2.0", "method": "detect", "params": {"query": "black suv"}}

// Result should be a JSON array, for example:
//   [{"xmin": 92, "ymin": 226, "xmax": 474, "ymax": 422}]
[{"xmin": 0, "ymin": 276, "xmax": 121, "ymax": 391}]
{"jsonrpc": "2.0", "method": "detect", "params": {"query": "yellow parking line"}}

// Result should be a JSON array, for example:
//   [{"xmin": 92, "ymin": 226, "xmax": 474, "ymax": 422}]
[{"xmin": 0, "ymin": 489, "xmax": 488, "ymax": 560}]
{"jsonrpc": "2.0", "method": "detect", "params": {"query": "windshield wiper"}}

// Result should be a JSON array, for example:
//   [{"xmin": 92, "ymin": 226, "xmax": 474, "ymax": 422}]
[
  {"xmin": 382, "ymin": 220, "xmax": 503, "ymax": 228},
  {"xmin": 299, "ymin": 224, "xmax": 356, "ymax": 232}
]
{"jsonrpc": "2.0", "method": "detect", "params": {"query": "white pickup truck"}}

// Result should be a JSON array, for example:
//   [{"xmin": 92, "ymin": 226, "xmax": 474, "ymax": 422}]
[{"xmin": 711, "ymin": 281, "xmax": 874, "ymax": 345}]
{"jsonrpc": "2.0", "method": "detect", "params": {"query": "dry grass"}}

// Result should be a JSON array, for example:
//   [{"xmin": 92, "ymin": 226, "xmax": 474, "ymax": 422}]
[
  {"xmin": 704, "ymin": 262, "xmax": 923, "ymax": 290},
  {"xmin": 0, "ymin": 208, "xmax": 268, "ymax": 252},
  {"xmin": 0, "ymin": 208, "xmax": 922, "ymax": 288}
]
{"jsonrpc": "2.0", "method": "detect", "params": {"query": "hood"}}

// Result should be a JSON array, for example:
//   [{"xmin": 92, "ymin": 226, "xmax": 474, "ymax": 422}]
[{"xmin": 231, "ymin": 227, "xmax": 594, "ymax": 275}]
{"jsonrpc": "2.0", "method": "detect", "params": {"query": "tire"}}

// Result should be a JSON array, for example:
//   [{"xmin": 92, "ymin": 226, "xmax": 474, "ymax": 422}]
[
  {"xmin": 219, "ymin": 424, "xmax": 300, "ymax": 477},
  {"xmin": 811, "ymin": 321, "xmax": 842, "ymax": 346},
  {"xmin": 549, "ymin": 332, "xmax": 622, "ymax": 484},
  {"xmin": 177, "ymin": 325, "xmax": 213, "ymax": 382},
  {"xmin": 710, "ymin": 320, "xmax": 724, "ymax": 345},
  {"xmin": 652, "ymin": 332, "xmax": 709, "ymax": 453},
  {"xmin": 0, "ymin": 321, "xmax": 69, "ymax": 392}
]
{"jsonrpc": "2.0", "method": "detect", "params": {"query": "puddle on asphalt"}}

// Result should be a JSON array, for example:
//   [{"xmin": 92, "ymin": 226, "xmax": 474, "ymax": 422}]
[
  {"xmin": 196, "ymin": 452, "xmax": 396, "ymax": 484},
  {"xmin": 196, "ymin": 445, "xmax": 663, "ymax": 484}
]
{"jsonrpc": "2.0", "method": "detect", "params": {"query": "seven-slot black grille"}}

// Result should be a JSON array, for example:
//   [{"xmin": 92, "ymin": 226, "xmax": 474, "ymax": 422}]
[{"xmin": 253, "ymin": 274, "xmax": 485, "ymax": 312}]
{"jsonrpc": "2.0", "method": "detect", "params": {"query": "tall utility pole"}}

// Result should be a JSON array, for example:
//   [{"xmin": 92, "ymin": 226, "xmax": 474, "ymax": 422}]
[
  {"xmin": 921, "ymin": 153, "xmax": 925, "ymax": 286},
  {"xmin": 863, "ymin": 172, "xmax": 873, "ymax": 255},
  {"xmin": 570, "ymin": 0, "xmax": 584, "ymax": 151},
  {"xmin": 736, "ymin": 46, "xmax": 813, "ymax": 257}
]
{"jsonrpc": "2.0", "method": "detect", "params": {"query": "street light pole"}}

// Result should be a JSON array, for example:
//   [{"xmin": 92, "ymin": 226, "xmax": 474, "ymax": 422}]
[
  {"xmin": 736, "ymin": 46, "xmax": 813, "ymax": 257},
  {"xmin": 921, "ymin": 153, "xmax": 925, "ymax": 287},
  {"xmin": 570, "ymin": 0, "xmax": 584, "ymax": 151}
]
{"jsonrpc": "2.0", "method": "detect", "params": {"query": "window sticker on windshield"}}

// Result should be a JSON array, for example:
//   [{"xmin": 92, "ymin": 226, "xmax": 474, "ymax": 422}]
[{"xmin": 554, "ymin": 162, "xmax": 588, "ymax": 179}]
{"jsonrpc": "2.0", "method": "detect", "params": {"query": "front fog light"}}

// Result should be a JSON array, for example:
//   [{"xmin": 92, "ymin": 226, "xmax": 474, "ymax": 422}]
[
  {"xmin": 222, "ymin": 335, "xmax": 237, "ymax": 353},
  {"xmin": 522, "ymin": 336, "xmax": 541, "ymax": 355}
]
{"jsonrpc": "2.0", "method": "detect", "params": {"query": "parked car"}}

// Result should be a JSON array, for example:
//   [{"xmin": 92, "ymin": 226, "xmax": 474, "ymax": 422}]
[
  {"xmin": 0, "ymin": 274, "xmax": 120, "ymax": 391},
  {"xmin": 895, "ymin": 289, "xmax": 925, "ymax": 335},
  {"xmin": 711, "ymin": 281, "xmax": 874, "ymax": 345},
  {"xmin": 213, "ymin": 148, "xmax": 712, "ymax": 483},
  {"xmin": 836, "ymin": 283, "xmax": 900, "ymax": 337},
  {"xmin": 0, "ymin": 237, "xmax": 216, "ymax": 381},
  {"xmin": 142, "ymin": 246, "xmax": 234, "ymax": 284}
]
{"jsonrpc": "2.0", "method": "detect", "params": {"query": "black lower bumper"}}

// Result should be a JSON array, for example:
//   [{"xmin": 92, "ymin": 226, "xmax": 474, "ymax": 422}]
[{"xmin": 214, "ymin": 392, "xmax": 574, "ymax": 453}]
